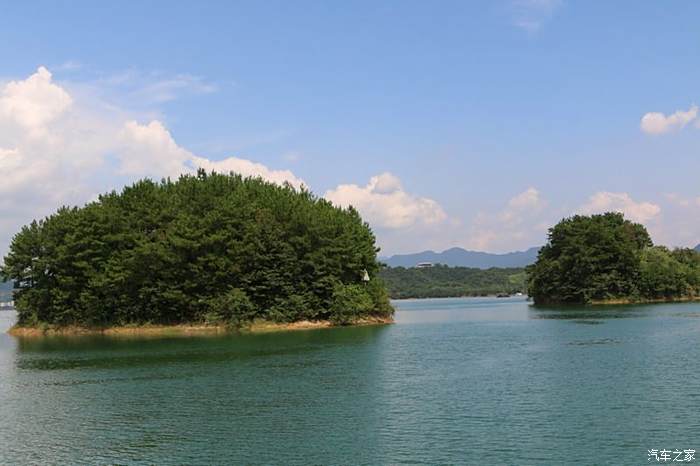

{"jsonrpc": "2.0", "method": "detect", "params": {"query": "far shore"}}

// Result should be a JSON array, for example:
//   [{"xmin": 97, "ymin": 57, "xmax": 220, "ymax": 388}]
[
  {"xmin": 7, "ymin": 315, "xmax": 394, "ymax": 338},
  {"xmin": 391, "ymin": 294, "xmax": 527, "ymax": 301},
  {"xmin": 390, "ymin": 294, "xmax": 700, "ymax": 305}
]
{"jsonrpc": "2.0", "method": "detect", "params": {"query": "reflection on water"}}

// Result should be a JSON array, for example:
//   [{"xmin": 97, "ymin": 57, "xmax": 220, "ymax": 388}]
[
  {"xmin": 529, "ymin": 300, "xmax": 700, "ymax": 324},
  {"xmin": 15, "ymin": 325, "xmax": 389, "ymax": 371},
  {"xmin": 1, "ymin": 299, "xmax": 700, "ymax": 464},
  {"xmin": 566, "ymin": 338, "xmax": 621, "ymax": 346},
  {"xmin": 394, "ymin": 296, "xmax": 533, "ymax": 323}
]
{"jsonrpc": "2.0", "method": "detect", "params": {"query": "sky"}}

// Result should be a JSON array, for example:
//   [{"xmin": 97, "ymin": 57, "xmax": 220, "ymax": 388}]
[{"xmin": 1, "ymin": 0, "xmax": 699, "ymax": 257}]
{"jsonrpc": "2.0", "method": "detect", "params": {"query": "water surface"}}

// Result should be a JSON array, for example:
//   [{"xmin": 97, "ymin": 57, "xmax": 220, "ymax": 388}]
[{"xmin": 1, "ymin": 297, "xmax": 699, "ymax": 464}]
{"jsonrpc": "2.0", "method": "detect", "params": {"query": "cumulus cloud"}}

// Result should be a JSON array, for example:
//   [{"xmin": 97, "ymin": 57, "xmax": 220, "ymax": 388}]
[
  {"xmin": 117, "ymin": 120, "xmax": 306, "ymax": 187},
  {"xmin": 578, "ymin": 192, "xmax": 661, "ymax": 224},
  {"xmin": 641, "ymin": 194, "xmax": 700, "ymax": 249},
  {"xmin": 119, "ymin": 120, "xmax": 194, "ymax": 178},
  {"xmin": 324, "ymin": 173, "xmax": 447, "ymax": 229},
  {"xmin": 0, "ymin": 67, "xmax": 304, "ymax": 256},
  {"xmin": 640, "ymin": 105, "xmax": 698, "ymax": 135},
  {"xmin": 0, "ymin": 66, "xmax": 72, "ymax": 131},
  {"xmin": 507, "ymin": 186, "xmax": 542, "ymax": 209},
  {"xmin": 191, "ymin": 155, "xmax": 305, "ymax": 189},
  {"xmin": 466, "ymin": 187, "xmax": 550, "ymax": 251},
  {"xmin": 499, "ymin": 187, "xmax": 546, "ymax": 224}
]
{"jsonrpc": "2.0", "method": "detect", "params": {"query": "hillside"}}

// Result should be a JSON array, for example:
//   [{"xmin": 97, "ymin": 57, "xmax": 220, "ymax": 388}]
[
  {"xmin": 382, "ymin": 246, "xmax": 539, "ymax": 268},
  {"xmin": 379, "ymin": 265, "xmax": 526, "ymax": 299}
]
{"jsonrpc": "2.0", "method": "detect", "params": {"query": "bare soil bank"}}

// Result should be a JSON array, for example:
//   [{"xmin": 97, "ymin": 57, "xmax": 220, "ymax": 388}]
[{"xmin": 8, "ymin": 316, "xmax": 394, "ymax": 338}]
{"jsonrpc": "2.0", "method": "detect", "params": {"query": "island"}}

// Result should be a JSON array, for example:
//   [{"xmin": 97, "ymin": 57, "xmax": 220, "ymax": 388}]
[
  {"xmin": 1, "ymin": 170, "xmax": 394, "ymax": 336},
  {"xmin": 527, "ymin": 212, "xmax": 700, "ymax": 305}
]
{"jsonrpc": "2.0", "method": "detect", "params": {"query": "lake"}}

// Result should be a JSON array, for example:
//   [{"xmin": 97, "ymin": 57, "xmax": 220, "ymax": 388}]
[{"xmin": 1, "ymin": 297, "xmax": 699, "ymax": 465}]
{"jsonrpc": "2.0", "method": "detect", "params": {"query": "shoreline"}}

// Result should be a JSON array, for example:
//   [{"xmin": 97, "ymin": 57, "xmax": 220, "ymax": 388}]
[
  {"xmin": 391, "ymin": 294, "xmax": 526, "ymax": 301},
  {"xmin": 7, "ymin": 315, "xmax": 394, "ymax": 338},
  {"xmin": 589, "ymin": 296, "xmax": 700, "ymax": 305},
  {"xmin": 533, "ymin": 296, "xmax": 700, "ymax": 306}
]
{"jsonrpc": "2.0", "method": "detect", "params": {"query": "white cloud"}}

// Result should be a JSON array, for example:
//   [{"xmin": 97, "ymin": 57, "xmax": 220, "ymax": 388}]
[
  {"xmin": 282, "ymin": 151, "xmax": 301, "ymax": 162},
  {"xmin": 118, "ymin": 120, "xmax": 305, "ymax": 186},
  {"xmin": 500, "ymin": 187, "xmax": 546, "ymax": 223},
  {"xmin": 54, "ymin": 60, "xmax": 83, "ymax": 72},
  {"xmin": 640, "ymin": 105, "xmax": 698, "ymax": 135},
  {"xmin": 507, "ymin": 186, "xmax": 542, "ymax": 209},
  {"xmin": 191, "ymin": 155, "xmax": 305, "ymax": 189},
  {"xmin": 0, "ymin": 66, "xmax": 72, "ymax": 131},
  {"xmin": 119, "ymin": 120, "xmax": 194, "ymax": 178},
  {"xmin": 0, "ymin": 66, "xmax": 304, "ymax": 256},
  {"xmin": 578, "ymin": 192, "xmax": 661, "ymax": 224},
  {"xmin": 0, "ymin": 147, "xmax": 18, "ymax": 158},
  {"xmin": 663, "ymin": 192, "xmax": 691, "ymax": 207},
  {"xmin": 324, "ymin": 173, "xmax": 447, "ymax": 229},
  {"xmin": 135, "ymin": 74, "xmax": 217, "ymax": 103},
  {"xmin": 466, "ymin": 187, "xmax": 550, "ymax": 251},
  {"xmin": 643, "ymin": 194, "xmax": 700, "ymax": 249},
  {"xmin": 510, "ymin": 0, "xmax": 562, "ymax": 33},
  {"xmin": 95, "ymin": 69, "xmax": 217, "ymax": 105}
]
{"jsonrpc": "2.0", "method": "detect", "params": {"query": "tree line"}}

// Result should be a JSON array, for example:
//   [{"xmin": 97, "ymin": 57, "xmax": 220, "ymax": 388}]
[
  {"xmin": 379, "ymin": 265, "xmax": 526, "ymax": 299},
  {"xmin": 1, "ymin": 170, "xmax": 393, "ymax": 328}
]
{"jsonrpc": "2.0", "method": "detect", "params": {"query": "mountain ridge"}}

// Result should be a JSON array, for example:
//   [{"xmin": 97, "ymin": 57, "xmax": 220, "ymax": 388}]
[{"xmin": 381, "ymin": 246, "xmax": 541, "ymax": 269}]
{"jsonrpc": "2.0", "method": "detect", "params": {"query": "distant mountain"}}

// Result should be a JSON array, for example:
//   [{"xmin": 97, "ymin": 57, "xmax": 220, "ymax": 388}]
[
  {"xmin": 695, "ymin": 244, "xmax": 700, "ymax": 252},
  {"xmin": 0, "ymin": 281, "xmax": 11, "ymax": 293},
  {"xmin": 381, "ymin": 246, "xmax": 541, "ymax": 269}
]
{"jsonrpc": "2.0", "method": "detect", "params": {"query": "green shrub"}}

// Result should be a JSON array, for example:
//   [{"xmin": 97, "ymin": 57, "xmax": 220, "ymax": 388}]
[
  {"xmin": 330, "ymin": 284, "xmax": 373, "ymax": 325},
  {"xmin": 205, "ymin": 288, "xmax": 256, "ymax": 327}
]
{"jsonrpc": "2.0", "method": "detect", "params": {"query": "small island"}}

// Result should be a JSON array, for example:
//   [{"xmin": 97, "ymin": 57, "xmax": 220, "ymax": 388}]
[
  {"xmin": 527, "ymin": 212, "xmax": 700, "ymax": 305},
  {"xmin": 1, "ymin": 171, "xmax": 394, "ymax": 336}
]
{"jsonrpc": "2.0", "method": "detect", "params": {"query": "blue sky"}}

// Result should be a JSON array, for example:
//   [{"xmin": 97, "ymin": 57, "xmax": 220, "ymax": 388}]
[{"xmin": 1, "ymin": 1, "xmax": 699, "ymax": 255}]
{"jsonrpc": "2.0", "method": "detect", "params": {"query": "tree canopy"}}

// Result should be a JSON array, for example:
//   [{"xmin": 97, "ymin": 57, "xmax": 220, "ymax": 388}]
[
  {"xmin": 527, "ymin": 212, "xmax": 700, "ymax": 304},
  {"xmin": 1, "ymin": 170, "xmax": 393, "ymax": 328}
]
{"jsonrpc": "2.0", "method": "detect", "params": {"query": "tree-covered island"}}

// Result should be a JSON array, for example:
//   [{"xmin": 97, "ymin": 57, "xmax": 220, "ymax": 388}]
[
  {"xmin": 527, "ymin": 212, "xmax": 700, "ymax": 305},
  {"xmin": 1, "ymin": 171, "xmax": 394, "ymax": 335}
]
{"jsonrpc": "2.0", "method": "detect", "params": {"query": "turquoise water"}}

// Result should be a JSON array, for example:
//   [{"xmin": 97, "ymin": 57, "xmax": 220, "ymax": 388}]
[{"xmin": 1, "ymin": 297, "xmax": 699, "ymax": 464}]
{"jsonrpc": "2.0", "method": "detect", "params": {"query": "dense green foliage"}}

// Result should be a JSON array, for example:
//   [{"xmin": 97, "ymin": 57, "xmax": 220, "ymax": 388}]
[
  {"xmin": 638, "ymin": 246, "xmax": 700, "ymax": 299},
  {"xmin": 379, "ymin": 265, "xmax": 526, "ymax": 299},
  {"xmin": 527, "ymin": 212, "xmax": 700, "ymax": 304},
  {"xmin": 0, "ymin": 171, "xmax": 393, "ymax": 327}
]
